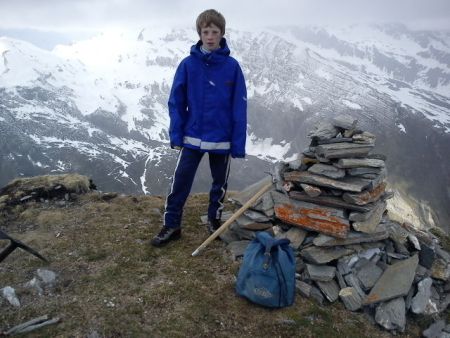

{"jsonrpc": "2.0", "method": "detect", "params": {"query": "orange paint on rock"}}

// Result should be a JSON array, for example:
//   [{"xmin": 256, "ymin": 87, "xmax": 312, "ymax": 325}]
[{"xmin": 274, "ymin": 204, "xmax": 349, "ymax": 238}]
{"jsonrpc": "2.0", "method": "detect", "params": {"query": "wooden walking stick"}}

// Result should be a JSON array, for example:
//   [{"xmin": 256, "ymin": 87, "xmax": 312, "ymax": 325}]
[{"xmin": 191, "ymin": 179, "xmax": 273, "ymax": 257}]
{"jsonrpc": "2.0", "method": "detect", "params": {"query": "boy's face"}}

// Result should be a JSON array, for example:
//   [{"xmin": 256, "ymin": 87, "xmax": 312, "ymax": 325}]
[{"xmin": 200, "ymin": 23, "xmax": 223, "ymax": 51}]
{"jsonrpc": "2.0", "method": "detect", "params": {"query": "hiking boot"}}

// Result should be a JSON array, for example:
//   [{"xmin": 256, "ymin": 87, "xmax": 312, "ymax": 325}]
[
  {"xmin": 150, "ymin": 226, "xmax": 181, "ymax": 247},
  {"xmin": 207, "ymin": 219, "xmax": 221, "ymax": 235}
]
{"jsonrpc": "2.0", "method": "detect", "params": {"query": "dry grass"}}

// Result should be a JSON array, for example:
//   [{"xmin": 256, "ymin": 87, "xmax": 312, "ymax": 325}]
[
  {"xmin": 0, "ymin": 192, "xmax": 423, "ymax": 337},
  {"xmin": 0, "ymin": 174, "xmax": 91, "ymax": 208},
  {"xmin": 7, "ymin": 174, "xmax": 91, "ymax": 194}
]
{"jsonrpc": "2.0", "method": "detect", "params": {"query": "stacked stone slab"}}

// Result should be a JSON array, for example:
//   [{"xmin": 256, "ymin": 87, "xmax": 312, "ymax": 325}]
[
  {"xmin": 278, "ymin": 115, "xmax": 390, "ymax": 238},
  {"xmin": 206, "ymin": 116, "xmax": 450, "ymax": 334}
]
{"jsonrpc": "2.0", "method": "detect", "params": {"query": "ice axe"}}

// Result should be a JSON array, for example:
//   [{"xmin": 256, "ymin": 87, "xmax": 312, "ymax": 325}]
[
  {"xmin": 191, "ymin": 177, "xmax": 274, "ymax": 257},
  {"xmin": 0, "ymin": 229, "xmax": 48, "ymax": 263}
]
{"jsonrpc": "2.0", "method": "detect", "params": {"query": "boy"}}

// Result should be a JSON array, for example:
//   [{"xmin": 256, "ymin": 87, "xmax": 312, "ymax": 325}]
[{"xmin": 151, "ymin": 9, "xmax": 247, "ymax": 247}]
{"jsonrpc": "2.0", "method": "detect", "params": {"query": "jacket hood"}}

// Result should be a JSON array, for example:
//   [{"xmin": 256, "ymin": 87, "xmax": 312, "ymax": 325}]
[{"xmin": 190, "ymin": 37, "xmax": 230, "ymax": 64}]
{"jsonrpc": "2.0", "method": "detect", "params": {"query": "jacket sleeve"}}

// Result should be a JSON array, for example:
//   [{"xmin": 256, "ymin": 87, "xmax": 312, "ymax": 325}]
[
  {"xmin": 231, "ymin": 64, "xmax": 247, "ymax": 158},
  {"xmin": 168, "ymin": 61, "xmax": 188, "ymax": 148}
]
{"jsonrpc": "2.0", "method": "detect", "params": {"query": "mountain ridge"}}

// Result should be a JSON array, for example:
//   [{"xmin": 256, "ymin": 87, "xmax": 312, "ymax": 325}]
[{"xmin": 1, "ymin": 23, "xmax": 449, "ymax": 229}]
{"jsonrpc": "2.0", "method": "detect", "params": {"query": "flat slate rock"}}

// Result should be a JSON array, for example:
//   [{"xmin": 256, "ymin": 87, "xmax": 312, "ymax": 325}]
[
  {"xmin": 344, "ymin": 273, "xmax": 366, "ymax": 299},
  {"xmin": 243, "ymin": 210, "xmax": 270, "ymax": 222},
  {"xmin": 385, "ymin": 221, "xmax": 410, "ymax": 245},
  {"xmin": 307, "ymin": 121, "xmax": 339, "ymax": 140},
  {"xmin": 288, "ymin": 159, "xmax": 303, "ymax": 170},
  {"xmin": 343, "ymin": 182, "xmax": 386, "ymax": 206},
  {"xmin": 300, "ymin": 183, "xmax": 322, "ymax": 197},
  {"xmin": 306, "ymin": 264, "xmax": 336, "ymax": 282},
  {"xmin": 337, "ymin": 256, "xmax": 355, "ymax": 275},
  {"xmin": 284, "ymin": 171, "xmax": 371, "ymax": 193},
  {"xmin": 296, "ymin": 280, "xmax": 312, "ymax": 298},
  {"xmin": 364, "ymin": 254, "xmax": 419, "ymax": 305},
  {"xmin": 235, "ymin": 214, "xmax": 272, "ymax": 230},
  {"xmin": 235, "ymin": 214, "xmax": 256, "ymax": 227},
  {"xmin": 290, "ymin": 191, "xmax": 373, "ymax": 212},
  {"xmin": 411, "ymin": 277, "xmax": 438, "ymax": 315},
  {"xmin": 355, "ymin": 260, "xmax": 384, "ymax": 290},
  {"xmin": 316, "ymin": 137, "xmax": 353, "ymax": 145},
  {"xmin": 301, "ymin": 246, "xmax": 354, "ymax": 264},
  {"xmin": 423, "ymin": 320, "xmax": 446, "ymax": 338},
  {"xmin": 259, "ymin": 192, "xmax": 275, "ymax": 215},
  {"xmin": 308, "ymin": 163, "xmax": 346, "ymax": 179},
  {"xmin": 272, "ymin": 191, "xmax": 350, "ymax": 239},
  {"xmin": 315, "ymin": 142, "xmax": 373, "ymax": 160},
  {"xmin": 352, "ymin": 131, "xmax": 376, "ymax": 145},
  {"xmin": 336, "ymin": 269, "xmax": 347, "ymax": 289},
  {"xmin": 347, "ymin": 167, "xmax": 382, "ymax": 177},
  {"xmin": 364, "ymin": 170, "xmax": 387, "ymax": 191},
  {"xmin": 241, "ymin": 222, "xmax": 272, "ymax": 231},
  {"xmin": 316, "ymin": 279, "xmax": 340, "ymax": 302},
  {"xmin": 219, "ymin": 229, "xmax": 241, "ymax": 244},
  {"xmin": 349, "ymin": 200, "xmax": 385, "ymax": 221},
  {"xmin": 296, "ymin": 281, "xmax": 324, "ymax": 304},
  {"xmin": 229, "ymin": 222, "xmax": 257, "ymax": 241},
  {"xmin": 352, "ymin": 201, "xmax": 387, "ymax": 234},
  {"xmin": 405, "ymin": 285, "xmax": 415, "ymax": 311},
  {"xmin": 276, "ymin": 227, "xmax": 307, "ymax": 250},
  {"xmin": 339, "ymin": 287, "xmax": 362, "ymax": 311},
  {"xmin": 375, "ymin": 297, "xmax": 406, "ymax": 332},
  {"xmin": 231, "ymin": 176, "xmax": 274, "ymax": 207},
  {"xmin": 332, "ymin": 115, "xmax": 357, "ymax": 130},
  {"xmin": 226, "ymin": 241, "xmax": 251, "ymax": 261},
  {"xmin": 335, "ymin": 158, "xmax": 385, "ymax": 169},
  {"xmin": 313, "ymin": 230, "xmax": 389, "ymax": 247}
]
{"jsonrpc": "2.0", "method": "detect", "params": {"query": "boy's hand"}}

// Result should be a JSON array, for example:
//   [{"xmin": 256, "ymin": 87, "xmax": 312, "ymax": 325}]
[
  {"xmin": 170, "ymin": 143, "xmax": 182, "ymax": 150},
  {"xmin": 231, "ymin": 153, "xmax": 245, "ymax": 159}
]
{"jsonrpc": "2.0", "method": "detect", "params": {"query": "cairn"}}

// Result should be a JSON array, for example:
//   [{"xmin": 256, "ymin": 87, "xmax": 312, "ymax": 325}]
[
  {"xmin": 275, "ymin": 114, "xmax": 389, "ymax": 238},
  {"xmin": 203, "ymin": 115, "xmax": 450, "ymax": 334}
]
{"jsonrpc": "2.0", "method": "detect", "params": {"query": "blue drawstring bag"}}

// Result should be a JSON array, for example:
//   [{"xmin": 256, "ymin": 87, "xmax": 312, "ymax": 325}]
[{"xmin": 236, "ymin": 231, "xmax": 296, "ymax": 308}]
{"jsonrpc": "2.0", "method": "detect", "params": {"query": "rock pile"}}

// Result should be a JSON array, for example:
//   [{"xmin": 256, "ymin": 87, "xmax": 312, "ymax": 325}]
[
  {"xmin": 208, "ymin": 116, "xmax": 450, "ymax": 334},
  {"xmin": 278, "ymin": 114, "xmax": 390, "ymax": 238}
]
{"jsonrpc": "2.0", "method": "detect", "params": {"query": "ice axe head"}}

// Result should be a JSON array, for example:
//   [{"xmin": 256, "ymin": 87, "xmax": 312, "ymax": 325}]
[{"xmin": 0, "ymin": 229, "xmax": 48, "ymax": 264}]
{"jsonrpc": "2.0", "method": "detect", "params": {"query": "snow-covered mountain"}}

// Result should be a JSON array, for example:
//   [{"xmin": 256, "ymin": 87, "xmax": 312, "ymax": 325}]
[{"xmin": 1, "ymin": 24, "xmax": 449, "ymax": 228}]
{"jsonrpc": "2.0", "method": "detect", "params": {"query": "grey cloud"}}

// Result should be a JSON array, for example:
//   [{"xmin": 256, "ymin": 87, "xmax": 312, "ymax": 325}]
[{"xmin": 0, "ymin": 0, "xmax": 449, "ymax": 31}]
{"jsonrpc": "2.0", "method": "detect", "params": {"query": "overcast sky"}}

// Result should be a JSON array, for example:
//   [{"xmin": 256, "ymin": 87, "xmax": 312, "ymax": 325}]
[{"xmin": 1, "ymin": 0, "xmax": 450, "ymax": 48}]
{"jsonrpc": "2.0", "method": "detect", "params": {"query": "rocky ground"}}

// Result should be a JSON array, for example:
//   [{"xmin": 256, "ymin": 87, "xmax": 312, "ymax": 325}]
[{"xmin": 0, "ymin": 174, "xmax": 441, "ymax": 337}]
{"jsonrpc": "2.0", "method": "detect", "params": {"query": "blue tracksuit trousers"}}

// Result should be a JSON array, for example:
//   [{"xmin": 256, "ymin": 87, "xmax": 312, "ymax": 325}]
[{"xmin": 164, "ymin": 147, "xmax": 231, "ymax": 229}]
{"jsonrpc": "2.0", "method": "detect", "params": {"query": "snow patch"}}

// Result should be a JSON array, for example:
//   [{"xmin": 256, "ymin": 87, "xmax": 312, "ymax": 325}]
[
  {"xmin": 397, "ymin": 123, "xmax": 406, "ymax": 133},
  {"xmin": 301, "ymin": 97, "xmax": 313, "ymax": 105},
  {"xmin": 246, "ymin": 133, "xmax": 291, "ymax": 162},
  {"xmin": 27, "ymin": 155, "xmax": 49, "ymax": 168},
  {"xmin": 53, "ymin": 160, "xmax": 69, "ymax": 171},
  {"xmin": 379, "ymin": 86, "xmax": 450, "ymax": 132},
  {"xmin": 342, "ymin": 99, "xmax": 362, "ymax": 110},
  {"xmin": 291, "ymin": 98, "xmax": 304, "ymax": 111},
  {"xmin": 314, "ymin": 68, "xmax": 332, "ymax": 81}
]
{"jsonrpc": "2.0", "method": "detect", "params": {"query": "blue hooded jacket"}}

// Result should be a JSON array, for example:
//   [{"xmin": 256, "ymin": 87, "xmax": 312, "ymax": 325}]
[{"xmin": 168, "ymin": 38, "xmax": 247, "ymax": 157}]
